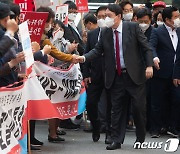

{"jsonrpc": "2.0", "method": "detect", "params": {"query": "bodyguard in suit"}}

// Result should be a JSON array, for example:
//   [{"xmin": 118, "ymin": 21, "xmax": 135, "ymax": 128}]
[
  {"xmin": 77, "ymin": 4, "xmax": 153, "ymax": 150},
  {"xmin": 83, "ymin": 11, "xmax": 112, "ymax": 144},
  {"xmin": 150, "ymin": 6, "xmax": 180, "ymax": 138},
  {"xmin": 63, "ymin": 1, "xmax": 85, "ymax": 56}
]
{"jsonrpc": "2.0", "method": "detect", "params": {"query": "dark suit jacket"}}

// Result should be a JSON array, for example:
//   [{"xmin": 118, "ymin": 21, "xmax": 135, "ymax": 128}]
[
  {"xmin": 64, "ymin": 24, "xmax": 85, "ymax": 56},
  {"xmin": 150, "ymin": 25, "xmax": 180, "ymax": 79},
  {"xmin": 84, "ymin": 21, "xmax": 153, "ymax": 89},
  {"xmin": 83, "ymin": 28, "xmax": 104, "ymax": 83},
  {"xmin": 34, "ymin": 51, "xmax": 48, "ymax": 64},
  {"xmin": 0, "ymin": 29, "xmax": 15, "ymax": 57},
  {"xmin": 173, "ymin": 49, "xmax": 180, "ymax": 79}
]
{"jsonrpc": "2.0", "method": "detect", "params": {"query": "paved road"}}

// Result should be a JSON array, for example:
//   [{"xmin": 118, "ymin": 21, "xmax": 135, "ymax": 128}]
[{"xmin": 32, "ymin": 121, "xmax": 180, "ymax": 154}]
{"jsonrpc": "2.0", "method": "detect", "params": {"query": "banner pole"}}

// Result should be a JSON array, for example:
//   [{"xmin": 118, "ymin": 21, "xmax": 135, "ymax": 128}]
[
  {"xmin": 28, "ymin": 120, "xmax": 31, "ymax": 154},
  {"xmin": 81, "ymin": 12, "xmax": 85, "ymax": 32}
]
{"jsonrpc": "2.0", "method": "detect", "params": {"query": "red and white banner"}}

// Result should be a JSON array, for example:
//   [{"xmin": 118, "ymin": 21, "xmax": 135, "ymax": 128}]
[
  {"xmin": 27, "ymin": 62, "xmax": 86, "ymax": 120},
  {"xmin": 76, "ymin": 0, "xmax": 89, "ymax": 13},
  {"xmin": 19, "ymin": 12, "xmax": 49, "ymax": 43},
  {"xmin": 55, "ymin": 4, "xmax": 69, "ymax": 25},
  {"xmin": 14, "ymin": 0, "xmax": 35, "ymax": 11},
  {"xmin": 0, "ymin": 83, "xmax": 27, "ymax": 154}
]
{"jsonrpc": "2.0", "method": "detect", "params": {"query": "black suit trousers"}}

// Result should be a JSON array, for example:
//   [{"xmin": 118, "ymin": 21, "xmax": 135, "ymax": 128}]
[
  {"xmin": 86, "ymin": 80, "xmax": 111, "ymax": 133},
  {"xmin": 109, "ymin": 72, "xmax": 146, "ymax": 143},
  {"xmin": 150, "ymin": 77, "xmax": 180, "ymax": 132}
]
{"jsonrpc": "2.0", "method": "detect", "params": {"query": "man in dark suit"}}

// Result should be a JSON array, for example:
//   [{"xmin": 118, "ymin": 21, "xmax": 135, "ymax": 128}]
[
  {"xmin": 77, "ymin": 4, "xmax": 153, "ymax": 150},
  {"xmin": 150, "ymin": 6, "xmax": 180, "ymax": 138},
  {"xmin": 63, "ymin": 1, "xmax": 85, "ymax": 56},
  {"xmin": 83, "ymin": 11, "xmax": 112, "ymax": 144}
]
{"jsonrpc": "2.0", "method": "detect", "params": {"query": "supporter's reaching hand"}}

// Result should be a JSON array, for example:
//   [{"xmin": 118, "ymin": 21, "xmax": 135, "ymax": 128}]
[
  {"xmin": 31, "ymin": 42, "xmax": 40, "ymax": 53},
  {"xmin": 42, "ymin": 45, "xmax": 51, "ymax": 55},
  {"xmin": 8, "ymin": 52, "xmax": 25, "ymax": 68}
]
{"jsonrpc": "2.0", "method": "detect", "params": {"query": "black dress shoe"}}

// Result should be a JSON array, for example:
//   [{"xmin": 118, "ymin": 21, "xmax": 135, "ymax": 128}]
[
  {"xmin": 31, "ymin": 138, "xmax": 44, "ymax": 147},
  {"xmin": 106, "ymin": 142, "xmax": 121, "ymax": 150},
  {"xmin": 30, "ymin": 145, "xmax": 41, "ymax": 151},
  {"xmin": 48, "ymin": 135, "xmax": 65, "ymax": 143},
  {"xmin": 105, "ymin": 134, "xmax": 112, "ymax": 144},
  {"xmin": 57, "ymin": 130, "xmax": 66, "ymax": 135},
  {"xmin": 92, "ymin": 131, "xmax": 100, "ymax": 142}
]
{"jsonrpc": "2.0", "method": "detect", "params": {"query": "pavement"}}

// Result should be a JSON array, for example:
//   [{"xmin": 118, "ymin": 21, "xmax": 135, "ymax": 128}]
[{"xmin": 31, "ymin": 121, "xmax": 180, "ymax": 154}]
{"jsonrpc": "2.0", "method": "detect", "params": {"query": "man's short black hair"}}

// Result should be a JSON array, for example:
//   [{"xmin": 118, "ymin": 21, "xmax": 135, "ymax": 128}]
[
  {"xmin": 36, "ymin": 7, "xmax": 55, "ymax": 23},
  {"xmin": 137, "ymin": 8, "xmax": 152, "ymax": 19},
  {"xmin": 162, "ymin": 6, "xmax": 178, "ymax": 22},
  {"xmin": 107, "ymin": 4, "xmax": 122, "ymax": 16},
  {"xmin": 84, "ymin": 13, "xmax": 97, "ymax": 25},
  {"xmin": 64, "ymin": 1, "xmax": 77, "ymax": 10},
  {"xmin": 119, "ymin": 0, "xmax": 133, "ymax": 10},
  {"xmin": 96, "ymin": 6, "xmax": 107, "ymax": 16},
  {"xmin": 10, "ymin": 3, "xmax": 20, "ymax": 19}
]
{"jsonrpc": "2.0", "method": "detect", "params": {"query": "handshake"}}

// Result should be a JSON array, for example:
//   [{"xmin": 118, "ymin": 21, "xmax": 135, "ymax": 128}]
[{"xmin": 71, "ymin": 55, "xmax": 85, "ymax": 64}]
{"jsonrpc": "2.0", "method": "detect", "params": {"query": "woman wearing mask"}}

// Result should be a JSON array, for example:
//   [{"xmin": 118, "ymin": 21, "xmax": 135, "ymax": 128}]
[
  {"xmin": 50, "ymin": 20, "xmax": 78, "ymax": 68},
  {"xmin": 153, "ymin": 11, "xmax": 163, "ymax": 28}
]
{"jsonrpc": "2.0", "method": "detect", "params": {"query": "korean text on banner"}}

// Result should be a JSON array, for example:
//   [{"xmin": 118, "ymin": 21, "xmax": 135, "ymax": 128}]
[
  {"xmin": 0, "ymin": 83, "xmax": 27, "ymax": 154},
  {"xmin": 76, "ymin": 0, "xmax": 89, "ymax": 13},
  {"xmin": 56, "ymin": 4, "xmax": 69, "ymax": 25},
  {"xmin": 27, "ymin": 62, "xmax": 86, "ymax": 120},
  {"xmin": 19, "ymin": 21, "xmax": 34, "ymax": 69},
  {"xmin": 14, "ymin": 0, "xmax": 35, "ymax": 11},
  {"xmin": 20, "ymin": 12, "xmax": 49, "ymax": 44}
]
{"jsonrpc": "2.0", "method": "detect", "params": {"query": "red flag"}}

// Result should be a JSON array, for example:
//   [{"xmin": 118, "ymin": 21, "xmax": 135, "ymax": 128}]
[{"xmin": 76, "ymin": 0, "xmax": 89, "ymax": 13}]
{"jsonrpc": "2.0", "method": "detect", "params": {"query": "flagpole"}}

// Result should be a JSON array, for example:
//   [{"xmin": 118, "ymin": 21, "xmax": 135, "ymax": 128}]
[{"xmin": 28, "ymin": 120, "xmax": 31, "ymax": 154}]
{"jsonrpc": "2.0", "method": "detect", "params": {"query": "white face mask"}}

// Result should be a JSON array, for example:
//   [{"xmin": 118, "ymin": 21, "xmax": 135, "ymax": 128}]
[
  {"xmin": 45, "ymin": 24, "xmax": 51, "ymax": 33},
  {"xmin": 139, "ymin": 23, "xmax": 149, "ymax": 32},
  {"xmin": 157, "ymin": 21, "xmax": 164, "ymax": 26},
  {"xmin": 53, "ymin": 29, "xmax": 64, "ymax": 42},
  {"xmin": 174, "ymin": 18, "xmax": 180, "ymax": 28},
  {"xmin": 105, "ymin": 17, "xmax": 115, "ymax": 28},
  {"xmin": 123, "ymin": 13, "xmax": 133, "ymax": 21},
  {"xmin": 97, "ymin": 19, "xmax": 107, "ymax": 28},
  {"xmin": 68, "ymin": 13, "xmax": 77, "ymax": 21}
]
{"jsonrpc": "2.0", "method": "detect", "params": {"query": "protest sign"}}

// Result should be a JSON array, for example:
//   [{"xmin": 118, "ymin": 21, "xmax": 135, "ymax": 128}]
[
  {"xmin": 19, "ymin": 12, "xmax": 48, "ymax": 44},
  {"xmin": 19, "ymin": 21, "xmax": 34, "ymax": 69},
  {"xmin": 76, "ymin": 0, "xmax": 89, "ymax": 13},
  {"xmin": 14, "ymin": 0, "xmax": 35, "ymax": 11},
  {"xmin": 56, "ymin": 4, "xmax": 69, "ymax": 25}
]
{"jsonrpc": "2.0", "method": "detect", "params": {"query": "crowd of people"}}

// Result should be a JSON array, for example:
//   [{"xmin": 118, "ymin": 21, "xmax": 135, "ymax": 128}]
[{"xmin": 0, "ymin": 0, "xmax": 180, "ymax": 152}]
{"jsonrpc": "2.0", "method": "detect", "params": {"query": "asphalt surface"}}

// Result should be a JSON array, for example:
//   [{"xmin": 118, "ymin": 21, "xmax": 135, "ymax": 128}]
[{"xmin": 31, "ymin": 121, "xmax": 180, "ymax": 154}]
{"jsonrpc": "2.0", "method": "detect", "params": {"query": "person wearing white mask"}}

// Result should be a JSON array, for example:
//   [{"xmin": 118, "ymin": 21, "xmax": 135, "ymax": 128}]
[
  {"xmin": 137, "ymin": 8, "xmax": 153, "ymax": 134},
  {"xmin": 137, "ymin": 8, "xmax": 153, "ymax": 40},
  {"xmin": 83, "ymin": 7, "xmax": 112, "ymax": 145},
  {"xmin": 149, "ymin": 6, "xmax": 180, "ymax": 139},
  {"xmin": 77, "ymin": 4, "xmax": 153, "ymax": 150},
  {"xmin": 51, "ymin": 20, "xmax": 78, "ymax": 68},
  {"xmin": 60, "ymin": 1, "xmax": 85, "ymax": 130},
  {"xmin": 153, "ymin": 11, "xmax": 164, "ymax": 28},
  {"xmin": 120, "ymin": 0, "xmax": 134, "ymax": 21}
]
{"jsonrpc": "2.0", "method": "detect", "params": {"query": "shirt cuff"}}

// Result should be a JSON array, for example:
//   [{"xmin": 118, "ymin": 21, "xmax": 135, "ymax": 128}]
[
  {"xmin": 153, "ymin": 57, "xmax": 159, "ymax": 62},
  {"xmin": 40, "ymin": 50, "xmax": 45, "ymax": 56},
  {"xmin": 83, "ymin": 56, "xmax": 86, "ymax": 63}
]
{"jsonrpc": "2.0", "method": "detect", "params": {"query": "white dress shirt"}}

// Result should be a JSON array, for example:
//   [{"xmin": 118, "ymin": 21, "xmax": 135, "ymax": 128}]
[
  {"xmin": 164, "ymin": 24, "xmax": 178, "ymax": 62},
  {"xmin": 113, "ymin": 20, "xmax": 126, "ymax": 68}
]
